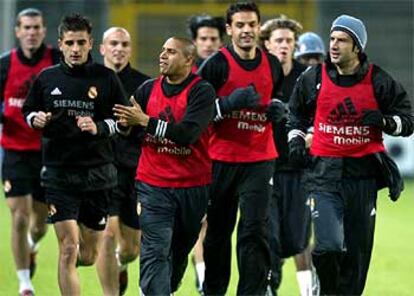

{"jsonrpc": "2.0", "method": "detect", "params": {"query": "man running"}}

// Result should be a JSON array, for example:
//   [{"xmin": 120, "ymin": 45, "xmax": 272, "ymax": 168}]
[
  {"xmin": 198, "ymin": 2, "xmax": 285, "ymax": 295},
  {"xmin": 288, "ymin": 15, "xmax": 413, "ymax": 295},
  {"xmin": 113, "ymin": 36, "xmax": 215, "ymax": 296},
  {"xmin": 22, "ymin": 13, "xmax": 129, "ymax": 296},
  {"xmin": 0, "ymin": 8, "xmax": 60, "ymax": 296},
  {"xmin": 96, "ymin": 26, "xmax": 149, "ymax": 296}
]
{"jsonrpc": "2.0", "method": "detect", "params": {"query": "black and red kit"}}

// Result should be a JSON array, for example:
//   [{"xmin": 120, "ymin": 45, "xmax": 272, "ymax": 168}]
[
  {"xmin": 133, "ymin": 72, "xmax": 215, "ymax": 295},
  {"xmin": 137, "ymin": 75, "xmax": 211, "ymax": 187},
  {"xmin": 108, "ymin": 63, "xmax": 150, "ymax": 230},
  {"xmin": 210, "ymin": 47, "xmax": 277, "ymax": 162},
  {"xmin": 2, "ymin": 47, "xmax": 54, "ymax": 150},
  {"xmin": 311, "ymin": 64, "xmax": 385, "ymax": 157},
  {"xmin": 288, "ymin": 55, "xmax": 414, "ymax": 295},
  {"xmin": 0, "ymin": 44, "xmax": 60, "ymax": 199},
  {"xmin": 198, "ymin": 45, "xmax": 284, "ymax": 296}
]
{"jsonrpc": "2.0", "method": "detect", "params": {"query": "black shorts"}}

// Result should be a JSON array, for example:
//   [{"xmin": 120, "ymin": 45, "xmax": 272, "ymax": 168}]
[
  {"xmin": 269, "ymin": 170, "xmax": 311, "ymax": 258},
  {"xmin": 108, "ymin": 167, "xmax": 140, "ymax": 229},
  {"xmin": 41, "ymin": 163, "xmax": 117, "ymax": 192},
  {"xmin": 2, "ymin": 149, "xmax": 45, "ymax": 202},
  {"xmin": 45, "ymin": 187, "xmax": 109, "ymax": 231}
]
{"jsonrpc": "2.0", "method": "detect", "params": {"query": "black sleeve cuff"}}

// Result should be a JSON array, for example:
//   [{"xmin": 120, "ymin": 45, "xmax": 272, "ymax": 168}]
[{"xmin": 146, "ymin": 117, "xmax": 160, "ymax": 136}]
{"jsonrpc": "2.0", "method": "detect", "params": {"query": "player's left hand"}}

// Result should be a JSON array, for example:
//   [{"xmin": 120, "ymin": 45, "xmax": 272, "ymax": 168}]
[
  {"xmin": 289, "ymin": 136, "xmax": 309, "ymax": 167},
  {"xmin": 361, "ymin": 109, "xmax": 385, "ymax": 128},
  {"xmin": 266, "ymin": 98, "xmax": 288, "ymax": 123},
  {"xmin": 77, "ymin": 116, "xmax": 97, "ymax": 135}
]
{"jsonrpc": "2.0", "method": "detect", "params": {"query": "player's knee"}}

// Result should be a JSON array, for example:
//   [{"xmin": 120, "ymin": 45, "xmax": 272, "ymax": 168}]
[
  {"xmin": 314, "ymin": 238, "xmax": 344, "ymax": 253},
  {"xmin": 60, "ymin": 242, "xmax": 78, "ymax": 266},
  {"xmin": 102, "ymin": 228, "xmax": 116, "ymax": 245},
  {"xmin": 99, "ymin": 235, "xmax": 117, "ymax": 259},
  {"xmin": 119, "ymin": 244, "xmax": 140, "ymax": 263},
  {"xmin": 79, "ymin": 248, "xmax": 98, "ymax": 266},
  {"xmin": 13, "ymin": 210, "xmax": 30, "ymax": 231},
  {"xmin": 239, "ymin": 219, "xmax": 267, "ymax": 238},
  {"xmin": 142, "ymin": 239, "xmax": 169, "ymax": 262},
  {"xmin": 31, "ymin": 223, "xmax": 48, "ymax": 240}
]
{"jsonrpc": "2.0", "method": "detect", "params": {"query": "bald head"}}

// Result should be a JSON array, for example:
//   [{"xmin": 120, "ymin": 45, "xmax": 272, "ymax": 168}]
[
  {"xmin": 100, "ymin": 27, "xmax": 132, "ymax": 72},
  {"xmin": 102, "ymin": 27, "xmax": 131, "ymax": 43}
]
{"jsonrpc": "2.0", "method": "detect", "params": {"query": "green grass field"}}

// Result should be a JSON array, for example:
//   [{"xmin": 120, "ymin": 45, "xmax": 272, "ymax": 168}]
[{"xmin": 1, "ymin": 181, "xmax": 413, "ymax": 295}]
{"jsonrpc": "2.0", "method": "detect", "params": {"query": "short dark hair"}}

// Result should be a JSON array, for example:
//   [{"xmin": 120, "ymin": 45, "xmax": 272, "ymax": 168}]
[
  {"xmin": 16, "ymin": 8, "xmax": 44, "ymax": 27},
  {"xmin": 226, "ymin": 2, "xmax": 260, "ymax": 25},
  {"xmin": 58, "ymin": 13, "xmax": 92, "ymax": 39},
  {"xmin": 187, "ymin": 15, "xmax": 226, "ymax": 40},
  {"xmin": 171, "ymin": 37, "xmax": 197, "ymax": 60}
]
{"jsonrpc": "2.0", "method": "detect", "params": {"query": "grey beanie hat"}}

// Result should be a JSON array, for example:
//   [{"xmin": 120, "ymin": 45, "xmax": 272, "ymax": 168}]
[{"xmin": 331, "ymin": 15, "xmax": 367, "ymax": 51}]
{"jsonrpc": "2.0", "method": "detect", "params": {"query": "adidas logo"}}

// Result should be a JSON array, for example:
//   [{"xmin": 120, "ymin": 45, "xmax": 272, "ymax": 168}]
[
  {"xmin": 98, "ymin": 217, "xmax": 107, "ymax": 225},
  {"xmin": 327, "ymin": 97, "xmax": 357, "ymax": 124},
  {"xmin": 51, "ymin": 87, "xmax": 62, "ymax": 95},
  {"xmin": 268, "ymin": 177, "xmax": 273, "ymax": 186}
]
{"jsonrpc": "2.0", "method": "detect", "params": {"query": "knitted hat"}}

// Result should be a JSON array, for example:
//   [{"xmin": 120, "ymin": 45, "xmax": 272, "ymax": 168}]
[{"xmin": 331, "ymin": 15, "xmax": 367, "ymax": 51}]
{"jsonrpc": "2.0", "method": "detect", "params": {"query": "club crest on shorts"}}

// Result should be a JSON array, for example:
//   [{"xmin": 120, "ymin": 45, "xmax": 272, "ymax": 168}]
[
  {"xmin": 137, "ymin": 202, "xmax": 142, "ymax": 216},
  {"xmin": 3, "ymin": 180, "xmax": 12, "ymax": 193},
  {"xmin": 88, "ymin": 86, "xmax": 98, "ymax": 99}
]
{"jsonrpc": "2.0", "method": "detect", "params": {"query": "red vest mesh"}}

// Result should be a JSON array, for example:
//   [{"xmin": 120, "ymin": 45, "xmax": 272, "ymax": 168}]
[
  {"xmin": 2, "ymin": 47, "xmax": 53, "ymax": 151},
  {"xmin": 209, "ymin": 47, "xmax": 277, "ymax": 163},
  {"xmin": 137, "ymin": 75, "xmax": 212, "ymax": 188},
  {"xmin": 311, "ymin": 63, "xmax": 385, "ymax": 157}
]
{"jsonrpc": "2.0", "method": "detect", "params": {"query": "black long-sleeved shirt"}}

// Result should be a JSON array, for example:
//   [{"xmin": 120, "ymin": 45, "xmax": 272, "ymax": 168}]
[
  {"xmin": 114, "ymin": 64, "xmax": 150, "ymax": 168},
  {"xmin": 288, "ymin": 54, "xmax": 414, "ymax": 192},
  {"xmin": 132, "ymin": 73, "xmax": 215, "ymax": 146},
  {"xmin": 22, "ymin": 58, "xmax": 129, "ymax": 168},
  {"xmin": 274, "ymin": 60, "xmax": 307, "ymax": 170},
  {"xmin": 194, "ymin": 57, "xmax": 205, "ymax": 70}
]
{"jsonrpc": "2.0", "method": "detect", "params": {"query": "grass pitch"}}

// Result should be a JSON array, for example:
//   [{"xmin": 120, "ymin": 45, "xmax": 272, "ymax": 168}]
[{"xmin": 0, "ymin": 181, "xmax": 413, "ymax": 295}]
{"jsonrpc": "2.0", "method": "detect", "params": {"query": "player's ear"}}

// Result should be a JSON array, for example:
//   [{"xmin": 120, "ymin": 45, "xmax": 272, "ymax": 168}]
[
  {"xmin": 58, "ymin": 39, "xmax": 63, "ymax": 51},
  {"xmin": 226, "ymin": 23, "xmax": 232, "ymax": 37},
  {"xmin": 99, "ymin": 44, "xmax": 105, "ymax": 56}
]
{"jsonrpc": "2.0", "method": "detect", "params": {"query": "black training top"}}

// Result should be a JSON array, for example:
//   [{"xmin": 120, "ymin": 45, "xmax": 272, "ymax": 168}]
[
  {"xmin": 114, "ymin": 64, "xmax": 150, "ymax": 169},
  {"xmin": 23, "ymin": 57, "xmax": 129, "ymax": 168},
  {"xmin": 274, "ymin": 59, "xmax": 307, "ymax": 170}
]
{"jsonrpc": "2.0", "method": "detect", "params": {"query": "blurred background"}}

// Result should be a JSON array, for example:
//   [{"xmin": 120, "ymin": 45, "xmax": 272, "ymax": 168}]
[{"xmin": 1, "ymin": 0, "xmax": 413, "ymax": 176}]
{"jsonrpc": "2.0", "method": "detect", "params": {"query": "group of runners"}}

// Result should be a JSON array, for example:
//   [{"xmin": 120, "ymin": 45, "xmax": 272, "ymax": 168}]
[{"xmin": 1, "ymin": 2, "xmax": 412, "ymax": 296}]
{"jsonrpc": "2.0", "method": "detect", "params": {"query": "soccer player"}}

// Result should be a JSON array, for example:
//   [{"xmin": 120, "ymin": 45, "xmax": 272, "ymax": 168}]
[
  {"xmin": 288, "ymin": 15, "xmax": 414, "ymax": 295},
  {"xmin": 113, "ymin": 36, "xmax": 215, "ymax": 295},
  {"xmin": 0, "ymin": 8, "xmax": 60, "ymax": 296},
  {"xmin": 22, "ymin": 13, "xmax": 129, "ymax": 296},
  {"xmin": 295, "ymin": 32, "xmax": 325, "ymax": 150},
  {"xmin": 198, "ymin": 2, "xmax": 285, "ymax": 295},
  {"xmin": 96, "ymin": 27, "xmax": 150, "ymax": 296},
  {"xmin": 187, "ymin": 13, "xmax": 225, "ymax": 293},
  {"xmin": 295, "ymin": 32, "xmax": 325, "ymax": 66},
  {"xmin": 260, "ymin": 17, "xmax": 318, "ymax": 296},
  {"xmin": 188, "ymin": 14, "xmax": 226, "ymax": 71}
]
